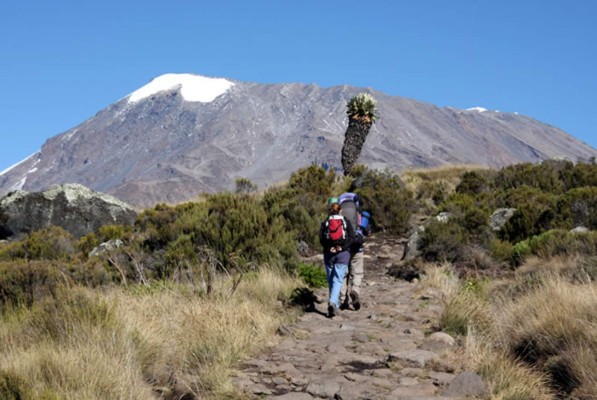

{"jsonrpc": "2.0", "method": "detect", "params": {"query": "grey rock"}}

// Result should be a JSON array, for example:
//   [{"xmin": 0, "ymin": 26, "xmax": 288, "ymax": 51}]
[
  {"xmin": 435, "ymin": 212, "xmax": 451, "ymax": 223},
  {"xmin": 89, "ymin": 239, "xmax": 124, "ymax": 257},
  {"xmin": 306, "ymin": 380, "xmax": 341, "ymax": 398},
  {"xmin": 0, "ymin": 183, "xmax": 137, "ymax": 239},
  {"xmin": 387, "ymin": 350, "xmax": 439, "ymax": 368},
  {"xmin": 489, "ymin": 208, "xmax": 517, "ymax": 231},
  {"xmin": 247, "ymin": 383, "xmax": 272, "ymax": 395},
  {"xmin": 427, "ymin": 332, "xmax": 455, "ymax": 346},
  {"xmin": 571, "ymin": 226, "xmax": 589, "ymax": 233},
  {"xmin": 1, "ymin": 75, "xmax": 594, "ymax": 208},
  {"xmin": 271, "ymin": 393, "xmax": 314, "ymax": 400},
  {"xmin": 428, "ymin": 371, "xmax": 456, "ymax": 386},
  {"xmin": 402, "ymin": 212, "xmax": 453, "ymax": 260},
  {"xmin": 398, "ymin": 376, "xmax": 419, "ymax": 386},
  {"xmin": 444, "ymin": 371, "xmax": 488, "ymax": 397},
  {"xmin": 390, "ymin": 382, "xmax": 437, "ymax": 397},
  {"xmin": 272, "ymin": 376, "xmax": 290, "ymax": 385},
  {"xmin": 402, "ymin": 226, "xmax": 425, "ymax": 260}
]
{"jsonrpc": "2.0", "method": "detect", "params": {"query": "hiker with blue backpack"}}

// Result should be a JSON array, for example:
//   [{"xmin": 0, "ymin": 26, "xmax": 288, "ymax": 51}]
[
  {"xmin": 338, "ymin": 192, "xmax": 371, "ymax": 311},
  {"xmin": 319, "ymin": 201, "xmax": 357, "ymax": 318}
]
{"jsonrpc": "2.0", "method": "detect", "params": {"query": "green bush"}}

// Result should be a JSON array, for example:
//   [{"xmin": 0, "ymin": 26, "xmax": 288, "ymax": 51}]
[
  {"xmin": 489, "ymin": 238, "xmax": 514, "ymax": 263},
  {"xmin": 440, "ymin": 193, "xmax": 491, "ymax": 235},
  {"xmin": 418, "ymin": 220, "xmax": 470, "ymax": 263},
  {"xmin": 0, "ymin": 227, "xmax": 76, "ymax": 262},
  {"xmin": 416, "ymin": 179, "xmax": 449, "ymax": 205},
  {"xmin": 351, "ymin": 168, "xmax": 414, "ymax": 235},
  {"xmin": 260, "ymin": 165, "xmax": 336, "ymax": 250},
  {"xmin": 197, "ymin": 193, "xmax": 299, "ymax": 271},
  {"xmin": 456, "ymin": 170, "xmax": 493, "ymax": 195},
  {"xmin": 135, "ymin": 203, "xmax": 182, "ymax": 250},
  {"xmin": 559, "ymin": 158, "xmax": 597, "ymax": 190},
  {"xmin": 494, "ymin": 162, "xmax": 564, "ymax": 193},
  {"xmin": 297, "ymin": 262, "xmax": 327, "ymax": 288},
  {"xmin": 22, "ymin": 226, "xmax": 77, "ymax": 261},
  {"xmin": 0, "ymin": 261, "xmax": 66, "ymax": 310},
  {"xmin": 510, "ymin": 230, "xmax": 597, "ymax": 266},
  {"xmin": 556, "ymin": 187, "xmax": 597, "ymax": 230}
]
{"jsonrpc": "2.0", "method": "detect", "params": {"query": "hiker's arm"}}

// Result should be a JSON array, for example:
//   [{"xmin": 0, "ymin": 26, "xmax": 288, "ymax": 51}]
[{"xmin": 318, "ymin": 222, "xmax": 327, "ymax": 248}]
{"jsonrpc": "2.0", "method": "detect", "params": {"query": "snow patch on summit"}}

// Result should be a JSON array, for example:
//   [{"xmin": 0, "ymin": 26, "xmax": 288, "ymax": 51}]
[
  {"xmin": 467, "ymin": 107, "xmax": 488, "ymax": 112},
  {"xmin": 128, "ymin": 73, "xmax": 234, "ymax": 104}
]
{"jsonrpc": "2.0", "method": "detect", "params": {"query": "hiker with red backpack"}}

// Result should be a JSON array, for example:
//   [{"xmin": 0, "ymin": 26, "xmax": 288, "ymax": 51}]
[
  {"xmin": 319, "ymin": 201, "xmax": 357, "ymax": 318},
  {"xmin": 338, "ymin": 192, "xmax": 371, "ymax": 311}
]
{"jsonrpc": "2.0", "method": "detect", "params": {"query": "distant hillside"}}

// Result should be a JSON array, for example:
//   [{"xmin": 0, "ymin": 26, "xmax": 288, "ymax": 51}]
[{"xmin": 1, "ymin": 73, "xmax": 595, "ymax": 208}]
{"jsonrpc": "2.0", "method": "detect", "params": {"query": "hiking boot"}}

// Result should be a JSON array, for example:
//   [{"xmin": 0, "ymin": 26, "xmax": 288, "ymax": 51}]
[
  {"xmin": 339, "ymin": 300, "xmax": 350, "ymax": 310},
  {"xmin": 350, "ymin": 290, "xmax": 361, "ymax": 311},
  {"xmin": 327, "ymin": 303, "xmax": 338, "ymax": 318}
]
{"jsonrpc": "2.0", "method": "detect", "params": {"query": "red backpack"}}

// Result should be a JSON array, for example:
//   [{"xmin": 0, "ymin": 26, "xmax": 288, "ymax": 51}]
[{"xmin": 325, "ymin": 215, "xmax": 347, "ymax": 244}]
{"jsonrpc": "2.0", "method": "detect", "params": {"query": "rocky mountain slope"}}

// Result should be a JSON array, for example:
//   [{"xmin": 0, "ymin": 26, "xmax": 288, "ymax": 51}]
[{"xmin": 1, "ymin": 73, "xmax": 595, "ymax": 208}]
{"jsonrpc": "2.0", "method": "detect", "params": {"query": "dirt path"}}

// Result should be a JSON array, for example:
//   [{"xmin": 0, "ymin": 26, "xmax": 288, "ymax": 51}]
[{"xmin": 234, "ymin": 235, "xmax": 459, "ymax": 399}]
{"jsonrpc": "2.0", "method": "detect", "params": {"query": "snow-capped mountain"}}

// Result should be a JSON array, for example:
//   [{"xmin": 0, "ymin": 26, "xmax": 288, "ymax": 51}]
[{"xmin": 1, "ymin": 73, "xmax": 595, "ymax": 208}]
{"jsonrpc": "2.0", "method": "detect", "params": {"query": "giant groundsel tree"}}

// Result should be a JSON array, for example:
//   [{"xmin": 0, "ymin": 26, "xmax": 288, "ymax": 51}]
[{"xmin": 341, "ymin": 93, "xmax": 378, "ymax": 176}]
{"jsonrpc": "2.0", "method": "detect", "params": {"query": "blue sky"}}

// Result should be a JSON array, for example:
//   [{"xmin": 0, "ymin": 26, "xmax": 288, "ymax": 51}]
[{"xmin": 1, "ymin": 0, "xmax": 596, "ymax": 172}]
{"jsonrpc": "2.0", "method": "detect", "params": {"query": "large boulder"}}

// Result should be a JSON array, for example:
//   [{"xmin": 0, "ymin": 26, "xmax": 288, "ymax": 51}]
[
  {"xmin": 489, "ymin": 208, "xmax": 516, "ymax": 231},
  {"xmin": 0, "ymin": 183, "xmax": 138, "ymax": 239}
]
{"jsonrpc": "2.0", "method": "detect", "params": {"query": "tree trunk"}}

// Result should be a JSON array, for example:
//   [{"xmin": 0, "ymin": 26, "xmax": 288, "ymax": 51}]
[{"xmin": 341, "ymin": 118, "xmax": 372, "ymax": 176}]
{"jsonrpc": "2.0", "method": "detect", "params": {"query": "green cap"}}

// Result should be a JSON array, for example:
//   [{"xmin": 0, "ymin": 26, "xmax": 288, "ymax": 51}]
[{"xmin": 327, "ymin": 197, "xmax": 339, "ymax": 205}]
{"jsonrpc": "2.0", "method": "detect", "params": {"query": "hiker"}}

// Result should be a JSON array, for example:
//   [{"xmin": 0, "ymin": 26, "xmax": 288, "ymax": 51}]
[
  {"xmin": 338, "ymin": 192, "xmax": 371, "ymax": 311},
  {"xmin": 319, "ymin": 202, "xmax": 356, "ymax": 318}
]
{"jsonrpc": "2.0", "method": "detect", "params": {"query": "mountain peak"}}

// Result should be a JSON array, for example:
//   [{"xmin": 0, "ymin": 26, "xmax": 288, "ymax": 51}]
[{"xmin": 127, "ymin": 73, "xmax": 235, "ymax": 103}]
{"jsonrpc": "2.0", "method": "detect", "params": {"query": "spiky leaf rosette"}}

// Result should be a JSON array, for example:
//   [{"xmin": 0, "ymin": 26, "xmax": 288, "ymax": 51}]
[{"xmin": 341, "ymin": 93, "xmax": 378, "ymax": 176}]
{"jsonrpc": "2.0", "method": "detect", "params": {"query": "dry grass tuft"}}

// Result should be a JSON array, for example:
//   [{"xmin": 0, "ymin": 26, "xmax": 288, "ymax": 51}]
[
  {"xmin": 401, "ymin": 164, "xmax": 488, "ymax": 194},
  {"xmin": 0, "ymin": 269, "xmax": 302, "ymax": 399},
  {"xmin": 494, "ymin": 278, "xmax": 597, "ymax": 398},
  {"xmin": 421, "ymin": 262, "xmax": 460, "ymax": 300}
]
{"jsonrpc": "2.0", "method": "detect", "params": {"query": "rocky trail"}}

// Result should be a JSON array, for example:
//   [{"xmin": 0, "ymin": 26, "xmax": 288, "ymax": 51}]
[{"xmin": 234, "ymin": 235, "xmax": 485, "ymax": 399}]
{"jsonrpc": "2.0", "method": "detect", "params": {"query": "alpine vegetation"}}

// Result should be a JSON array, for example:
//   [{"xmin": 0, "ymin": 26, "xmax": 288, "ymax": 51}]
[{"xmin": 341, "ymin": 93, "xmax": 378, "ymax": 176}]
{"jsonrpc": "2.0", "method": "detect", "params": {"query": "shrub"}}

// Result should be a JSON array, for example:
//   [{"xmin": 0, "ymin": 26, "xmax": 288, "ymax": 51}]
[
  {"xmin": 351, "ymin": 168, "xmax": 414, "ymax": 235},
  {"xmin": 416, "ymin": 179, "xmax": 449, "ymax": 205},
  {"xmin": 418, "ymin": 220, "xmax": 470, "ymax": 264},
  {"xmin": 559, "ymin": 158, "xmax": 597, "ymax": 190},
  {"xmin": 235, "ymin": 177, "xmax": 258, "ymax": 194},
  {"xmin": 489, "ymin": 238, "xmax": 514, "ymax": 263},
  {"xmin": 456, "ymin": 170, "xmax": 493, "ymax": 195},
  {"xmin": 297, "ymin": 262, "xmax": 327, "ymax": 288},
  {"xmin": 440, "ymin": 193, "xmax": 491, "ymax": 235},
  {"xmin": 199, "ymin": 193, "xmax": 299, "ymax": 271},
  {"xmin": 501, "ymin": 204, "xmax": 556, "ymax": 243},
  {"xmin": 556, "ymin": 187, "xmax": 597, "ymax": 230},
  {"xmin": 135, "ymin": 203, "xmax": 181, "ymax": 250},
  {"xmin": 509, "ymin": 230, "xmax": 597, "ymax": 267},
  {"xmin": 22, "ymin": 226, "xmax": 77, "ymax": 261},
  {"xmin": 494, "ymin": 162, "xmax": 564, "ymax": 193},
  {"xmin": 261, "ymin": 186, "xmax": 325, "ymax": 250},
  {"xmin": 261, "ymin": 165, "xmax": 335, "ymax": 249},
  {"xmin": 0, "ymin": 261, "xmax": 65, "ymax": 310}
]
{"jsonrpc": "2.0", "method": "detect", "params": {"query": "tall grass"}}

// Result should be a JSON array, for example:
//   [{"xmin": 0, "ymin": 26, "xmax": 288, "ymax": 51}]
[
  {"xmin": 431, "ymin": 257, "xmax": 597, "ymax": 399},
  {"xmin": 0, "ymin": 269, "xmax": 301, "ymax": 399},
  {"xmin": 495, "ymin": 277, "xmax": 597, "ymax": 398}
]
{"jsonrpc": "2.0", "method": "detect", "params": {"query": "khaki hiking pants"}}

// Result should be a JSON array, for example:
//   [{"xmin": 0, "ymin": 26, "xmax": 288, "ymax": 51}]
[{"xmin": 344, "ymin": 250, "xmax": 364, "ymax": 299}]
